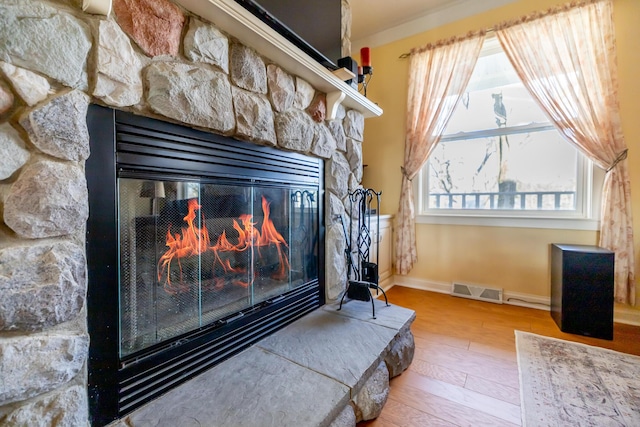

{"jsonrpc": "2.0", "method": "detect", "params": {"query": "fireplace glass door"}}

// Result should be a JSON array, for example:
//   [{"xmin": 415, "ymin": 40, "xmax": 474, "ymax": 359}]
[{"xmin": 118, "ymin": 177, "xmax": 318, "ymax": 357}]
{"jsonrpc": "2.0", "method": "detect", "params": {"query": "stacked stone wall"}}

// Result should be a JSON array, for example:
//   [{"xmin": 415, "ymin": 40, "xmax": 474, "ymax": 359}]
[{"xmin": 0, "ymin": 0, "xmax": 362, "ymax": 424}]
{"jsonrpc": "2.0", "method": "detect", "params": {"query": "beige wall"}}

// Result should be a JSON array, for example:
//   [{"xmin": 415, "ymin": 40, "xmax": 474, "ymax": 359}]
[{"xmin": 360, "ymin": 0, "xmax": 640, "ymax": 313}]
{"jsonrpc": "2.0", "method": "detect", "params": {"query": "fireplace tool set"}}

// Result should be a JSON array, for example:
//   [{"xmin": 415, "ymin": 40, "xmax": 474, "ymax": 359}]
[{"xmin": 338, "ymin": 188, "xmax": 389, "ymax": 318}]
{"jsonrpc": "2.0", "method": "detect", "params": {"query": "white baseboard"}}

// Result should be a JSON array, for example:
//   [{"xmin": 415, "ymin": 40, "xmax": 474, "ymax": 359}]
[
  {"xmin": 502, "ymin": 291, "xmax": 550, "ymax": 310},
  {"xmin": 392, "ymin": 276, "xmax": 450, "ymax": 295},
  {"xmin": 614, "ymin": 305, "xmax": 640, "ymax": 326},
  {"xmin": 377, "ymin": 276, "xmax": 396, "ymax": 294},
  {"xmin": 390, "ymin": 276, "xmax": 640, "ymax": 326}
]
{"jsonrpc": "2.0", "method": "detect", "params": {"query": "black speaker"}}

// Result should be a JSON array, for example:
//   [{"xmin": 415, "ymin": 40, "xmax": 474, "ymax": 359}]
[
  {"xmin": 550, "ymin": 244, "xmax": 614, "ymax": 340},
  {"xmin": 337, "ymin": 56, "xmax": 358, "ymax": 89}
]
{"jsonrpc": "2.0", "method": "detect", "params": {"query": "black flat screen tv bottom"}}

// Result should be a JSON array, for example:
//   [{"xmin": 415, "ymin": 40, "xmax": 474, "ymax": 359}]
[{"xmin": 235, "ymin": 0, "xmax": 342, "ymax": 70}]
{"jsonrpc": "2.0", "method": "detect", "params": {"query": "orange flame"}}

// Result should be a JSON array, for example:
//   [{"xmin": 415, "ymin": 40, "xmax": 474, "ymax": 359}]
[{"xmin": 158, "ymin": 196, "xmax": 289, "ymax": 294}]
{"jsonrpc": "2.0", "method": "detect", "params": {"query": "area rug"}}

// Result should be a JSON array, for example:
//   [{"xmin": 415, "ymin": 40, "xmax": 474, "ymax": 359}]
[{"xmin": 515, "ymin": 331, "xmax": 640, "ymax": 427}]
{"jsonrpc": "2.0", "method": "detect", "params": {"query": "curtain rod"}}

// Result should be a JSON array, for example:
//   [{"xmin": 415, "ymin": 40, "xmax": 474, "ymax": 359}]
[
  {"xmin": 398, "ymin": 0, "xmax": 604, "ymax": 59},
  {"xmin": 398, "ymin": 27, "xmax": 495, "ymax": 59}
]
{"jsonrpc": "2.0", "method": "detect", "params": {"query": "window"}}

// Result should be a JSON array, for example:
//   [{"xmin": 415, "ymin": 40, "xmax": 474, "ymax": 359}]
[{"xmin": 417, "ymin": 36, "xmax": 601, "ymax": 230}]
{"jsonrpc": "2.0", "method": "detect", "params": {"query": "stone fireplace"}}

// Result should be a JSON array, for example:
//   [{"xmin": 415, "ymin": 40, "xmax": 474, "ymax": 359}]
[
  {"xmin": 0, "ymin": 0, "xmax": 410, "ymax": 425},
  {"xmin": 85, "ymin": 106, "xmax": 326, "ymax": 423}
]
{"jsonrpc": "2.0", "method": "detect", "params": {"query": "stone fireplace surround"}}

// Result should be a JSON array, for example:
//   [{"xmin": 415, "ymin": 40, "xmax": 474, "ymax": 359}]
[{"xmin": 0, "ymin": 0, "xmax": 415, "ymax": 425}]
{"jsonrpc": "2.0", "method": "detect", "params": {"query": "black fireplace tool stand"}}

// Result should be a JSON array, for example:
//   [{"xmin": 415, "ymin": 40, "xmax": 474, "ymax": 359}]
[{"xmin": 338, "ymin": 188, "xmax": 389, "ymax": 318}]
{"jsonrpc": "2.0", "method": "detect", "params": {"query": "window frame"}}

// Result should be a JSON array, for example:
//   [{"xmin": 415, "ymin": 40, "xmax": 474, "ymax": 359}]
[{"xmin": 414, "ymin": 36, "xmax": 602, "ymax": 231}]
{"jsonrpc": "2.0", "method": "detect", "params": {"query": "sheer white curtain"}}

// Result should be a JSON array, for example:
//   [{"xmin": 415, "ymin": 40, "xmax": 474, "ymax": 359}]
[
  {"xmin": 497, "ymin": 0, "xmax": 635, "ymax": 304},
  {"xmin": 395, "ymin": 34, "xmax": 484, "ymax": 275}
]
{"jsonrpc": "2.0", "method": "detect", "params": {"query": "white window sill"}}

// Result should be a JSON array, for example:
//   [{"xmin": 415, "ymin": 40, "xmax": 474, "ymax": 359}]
[{"xmin": 416, "ymin": 213, "xmax": 600, "ymax": 231}]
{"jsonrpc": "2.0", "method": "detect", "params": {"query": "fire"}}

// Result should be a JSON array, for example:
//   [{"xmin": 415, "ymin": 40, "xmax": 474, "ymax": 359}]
[{"xmin": 158, "ymin": 196, "xmax": 289, "ymax": 294}]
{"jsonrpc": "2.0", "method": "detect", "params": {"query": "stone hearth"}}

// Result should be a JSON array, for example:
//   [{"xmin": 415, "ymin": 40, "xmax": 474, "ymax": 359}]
[
  {"xmin": 0, "ymin": 0, "xmax": 412, "ymax": 425},
  {"xmin": 110, "ymin": 300, "xmax": 415, "ymax": 427}
]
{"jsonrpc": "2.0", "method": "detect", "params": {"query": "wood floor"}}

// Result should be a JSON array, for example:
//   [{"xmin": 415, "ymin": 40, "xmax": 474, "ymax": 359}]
[{"xmin": 358, "ymin": 286, "xmax": 640, "ymax": 427}]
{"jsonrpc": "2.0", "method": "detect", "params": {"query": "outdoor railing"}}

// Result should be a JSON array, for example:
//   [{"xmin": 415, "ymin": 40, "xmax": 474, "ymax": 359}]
[{"xmin": 429, "ymin": 191, "xmax": 576, "ymax": 210}]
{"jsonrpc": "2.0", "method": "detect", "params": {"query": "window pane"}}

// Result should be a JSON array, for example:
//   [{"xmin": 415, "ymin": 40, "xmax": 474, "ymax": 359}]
[
  {"xmin": 426, "ymin": 129, "xmax": 578, "ymax": 211},
  {"xmin": 445, "ymin": 50, "xmax": 550, "ymax": 134},
  {"xmin": 421, "ymin": 36, "xmax": 589, "ymax": 217}
]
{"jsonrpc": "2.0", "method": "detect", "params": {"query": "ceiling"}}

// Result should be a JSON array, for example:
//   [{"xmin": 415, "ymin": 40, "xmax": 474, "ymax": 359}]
[
  {"xmin": 349, "ymin": 0, "xmax": 520, "ymax": 49},
  {"xmin": 350, "ymin": 0, "xmax": 453, "ymax": 41}
]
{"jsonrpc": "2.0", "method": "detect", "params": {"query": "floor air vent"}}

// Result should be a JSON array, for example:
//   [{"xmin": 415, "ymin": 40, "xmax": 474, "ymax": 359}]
[{"xmin": 451, "ymin": 282, "xmax": 503, "ymax": 304}]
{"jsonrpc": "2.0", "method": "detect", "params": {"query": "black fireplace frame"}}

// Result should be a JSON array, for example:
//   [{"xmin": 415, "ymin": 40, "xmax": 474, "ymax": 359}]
[{"xmin": 85, "ymin": 105, "xmax": 325, "ymax": 425}]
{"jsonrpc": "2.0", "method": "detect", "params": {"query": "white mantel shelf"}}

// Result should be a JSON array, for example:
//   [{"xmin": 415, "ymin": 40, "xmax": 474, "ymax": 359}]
[{"xmin": 176, "ymin": 0, "xmax": 383, "ymax": 119}]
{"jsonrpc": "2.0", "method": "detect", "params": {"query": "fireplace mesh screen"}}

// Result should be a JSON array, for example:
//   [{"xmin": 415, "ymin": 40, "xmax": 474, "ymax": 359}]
[{"xmin": 118, "ymin": 178, "xmax": 318, "ymax": 357}]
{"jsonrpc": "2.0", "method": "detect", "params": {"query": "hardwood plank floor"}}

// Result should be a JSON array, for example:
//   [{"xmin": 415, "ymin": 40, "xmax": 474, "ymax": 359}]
[{"xmin": 359, "ymin": 286, "xmax": 640, "ymax": 427}]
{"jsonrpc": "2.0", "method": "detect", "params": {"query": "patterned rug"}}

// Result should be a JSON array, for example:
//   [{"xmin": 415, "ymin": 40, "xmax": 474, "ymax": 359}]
[{"xmin": 515, "ymin": 331, "xmax": 640, "ymax": 427}]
